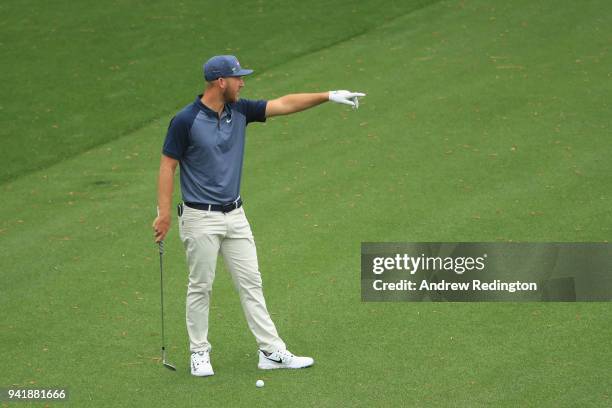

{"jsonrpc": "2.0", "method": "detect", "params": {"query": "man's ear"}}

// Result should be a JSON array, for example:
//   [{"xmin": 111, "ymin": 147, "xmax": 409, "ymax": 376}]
[{"xmin": 217, "ymin": 78, "xmax": 226, "ymax": 89}]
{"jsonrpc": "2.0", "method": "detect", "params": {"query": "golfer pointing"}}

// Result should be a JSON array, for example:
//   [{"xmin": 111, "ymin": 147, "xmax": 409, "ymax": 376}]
[{"xmin": 152, "ymin": 55, "xmax": 364, "ymax": 377}]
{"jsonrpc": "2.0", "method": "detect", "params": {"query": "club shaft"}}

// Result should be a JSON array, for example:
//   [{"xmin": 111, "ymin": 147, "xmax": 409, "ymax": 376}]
[{"xmin": 159, "ymin": 241, "xmax": 166, "ymax": 352}]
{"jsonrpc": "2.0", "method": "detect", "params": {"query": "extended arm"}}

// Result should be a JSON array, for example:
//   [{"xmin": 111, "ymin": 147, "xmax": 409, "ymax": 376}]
[
  {"xmin": 265, "ymin": 92, "xmax": 329, "ymax": 117},
  {"xmin": 265, "ymin": 90, "xmax": 365, "ymax": 117},
  {"xmin": 153, "ymin": 154, "xmax": 179, "ymax": 242}
]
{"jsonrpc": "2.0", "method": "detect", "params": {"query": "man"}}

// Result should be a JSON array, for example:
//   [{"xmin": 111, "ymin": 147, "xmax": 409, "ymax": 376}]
[{"xmin": 152, "ymin": 55, "xmax": 365, "ymax": 377}]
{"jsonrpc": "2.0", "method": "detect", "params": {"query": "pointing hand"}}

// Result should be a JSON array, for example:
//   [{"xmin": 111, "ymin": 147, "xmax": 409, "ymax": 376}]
[{"xmin": 329, "ymin": 90, "xmax": 366, "ymax": 109}]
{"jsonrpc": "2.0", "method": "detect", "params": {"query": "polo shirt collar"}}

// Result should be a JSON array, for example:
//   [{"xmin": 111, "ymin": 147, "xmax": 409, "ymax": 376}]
[{"xmin": 195, "ymin": 94, "xmax": 231, "ymax": 118}]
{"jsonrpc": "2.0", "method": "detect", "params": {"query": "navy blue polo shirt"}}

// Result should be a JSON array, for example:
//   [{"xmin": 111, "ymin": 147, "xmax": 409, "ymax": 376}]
[{"xmin": 162, "ymin": 95, "xmax": 267, "ymax": 204}]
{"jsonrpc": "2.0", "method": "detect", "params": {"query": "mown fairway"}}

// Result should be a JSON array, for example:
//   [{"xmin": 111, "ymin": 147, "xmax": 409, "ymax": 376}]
[{"xmin": 1, "ymin": 0, "xmax": 610, "ymax": 406}]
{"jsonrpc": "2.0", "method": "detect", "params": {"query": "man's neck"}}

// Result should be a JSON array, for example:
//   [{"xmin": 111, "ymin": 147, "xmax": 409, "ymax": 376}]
[{"xmin": 201, "ymin": 92, "xmax": 225, "ymax": 116}]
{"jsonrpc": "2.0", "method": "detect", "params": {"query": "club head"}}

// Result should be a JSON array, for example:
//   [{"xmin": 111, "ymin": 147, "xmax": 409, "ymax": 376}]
[
  {"xmin": 161, "ymin": 349, "xmax": 175, "ymax": 371},
  {"xmin": 163, "ymin": 361, "xmax": 177, "ymax": 371}
]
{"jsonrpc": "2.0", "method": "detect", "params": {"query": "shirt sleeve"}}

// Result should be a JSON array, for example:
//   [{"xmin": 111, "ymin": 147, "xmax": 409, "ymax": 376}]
[
  {"xmin": 238, "ymin": 99, "xmax": 268, "ymax": 124},
  {"xmin": 162, "ymin": 115, "xmax": 190, "ymax": 160}
]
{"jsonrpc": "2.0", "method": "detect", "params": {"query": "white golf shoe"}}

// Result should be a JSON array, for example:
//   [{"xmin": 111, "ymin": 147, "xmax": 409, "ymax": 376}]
[
  {"xmin": 191, "ymin": 351, "xmax": 214, "ymax": 377},
  {"xmin": 257, "ymin": 349, "xmax": 314, "ymax": 370}
]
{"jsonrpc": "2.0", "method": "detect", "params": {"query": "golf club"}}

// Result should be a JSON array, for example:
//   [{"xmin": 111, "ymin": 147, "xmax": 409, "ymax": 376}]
[{"xmin": 158, "ymin": 232, "xmax": 176, "ymax": 371}]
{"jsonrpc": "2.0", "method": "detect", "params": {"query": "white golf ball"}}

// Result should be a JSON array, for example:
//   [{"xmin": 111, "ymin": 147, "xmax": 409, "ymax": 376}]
[{"xmin": 256, "ymin": 380, "xmax": 264, "ymax": 388}]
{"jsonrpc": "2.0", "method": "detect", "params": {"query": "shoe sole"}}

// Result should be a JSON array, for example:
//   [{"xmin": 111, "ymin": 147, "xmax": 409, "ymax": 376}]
[
  {"xmin": 191, "ymin": 370, "xmax": 214, "ymax": 377},
  {"xmin": 258, "ymin": 360, "xmax": 314, "ymax": 370}
]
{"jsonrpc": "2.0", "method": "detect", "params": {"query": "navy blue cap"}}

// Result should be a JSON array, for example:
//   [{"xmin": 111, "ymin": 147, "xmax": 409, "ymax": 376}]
[{"xmin": 203, "ymin": 55, "xmax": 254, "ymax": 81}]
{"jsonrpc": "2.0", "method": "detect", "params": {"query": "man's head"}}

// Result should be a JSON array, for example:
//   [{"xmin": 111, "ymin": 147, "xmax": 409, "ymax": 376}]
[{"xmin": 203, "ymin": 55, "xmax": 254, "ymax": 103}]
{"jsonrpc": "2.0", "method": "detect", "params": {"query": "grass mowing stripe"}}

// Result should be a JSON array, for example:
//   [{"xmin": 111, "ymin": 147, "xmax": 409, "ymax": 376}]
[{"xmin": 1, "ymin": 0, "xmax": 440, "ymax": 184}]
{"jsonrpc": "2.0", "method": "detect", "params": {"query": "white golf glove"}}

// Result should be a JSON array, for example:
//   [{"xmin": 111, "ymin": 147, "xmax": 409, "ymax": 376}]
[{"xmin": 329, "ymin": 90, "xmax": 366, "ymax": 109}]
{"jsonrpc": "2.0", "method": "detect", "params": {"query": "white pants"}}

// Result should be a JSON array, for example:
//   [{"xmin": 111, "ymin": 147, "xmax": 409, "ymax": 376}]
[{"xmin": 178, "ymin": 204, "xmax": 285, "ymax": 353}]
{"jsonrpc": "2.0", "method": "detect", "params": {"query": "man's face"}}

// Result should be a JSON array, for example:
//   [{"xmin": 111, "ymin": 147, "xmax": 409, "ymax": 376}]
[{"xmin": 221, "ymin": 76, "xmax": 244, "ymax": 103}]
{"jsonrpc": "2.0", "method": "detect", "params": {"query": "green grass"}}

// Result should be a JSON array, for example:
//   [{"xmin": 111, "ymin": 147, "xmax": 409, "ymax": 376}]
[
  {"xmin": 0, "ymin": 0, "xmax": 434, "ymax": 182},
  {"xmin": 1, "ymin": 0, "xmax": 611, "ymax": 407}
]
